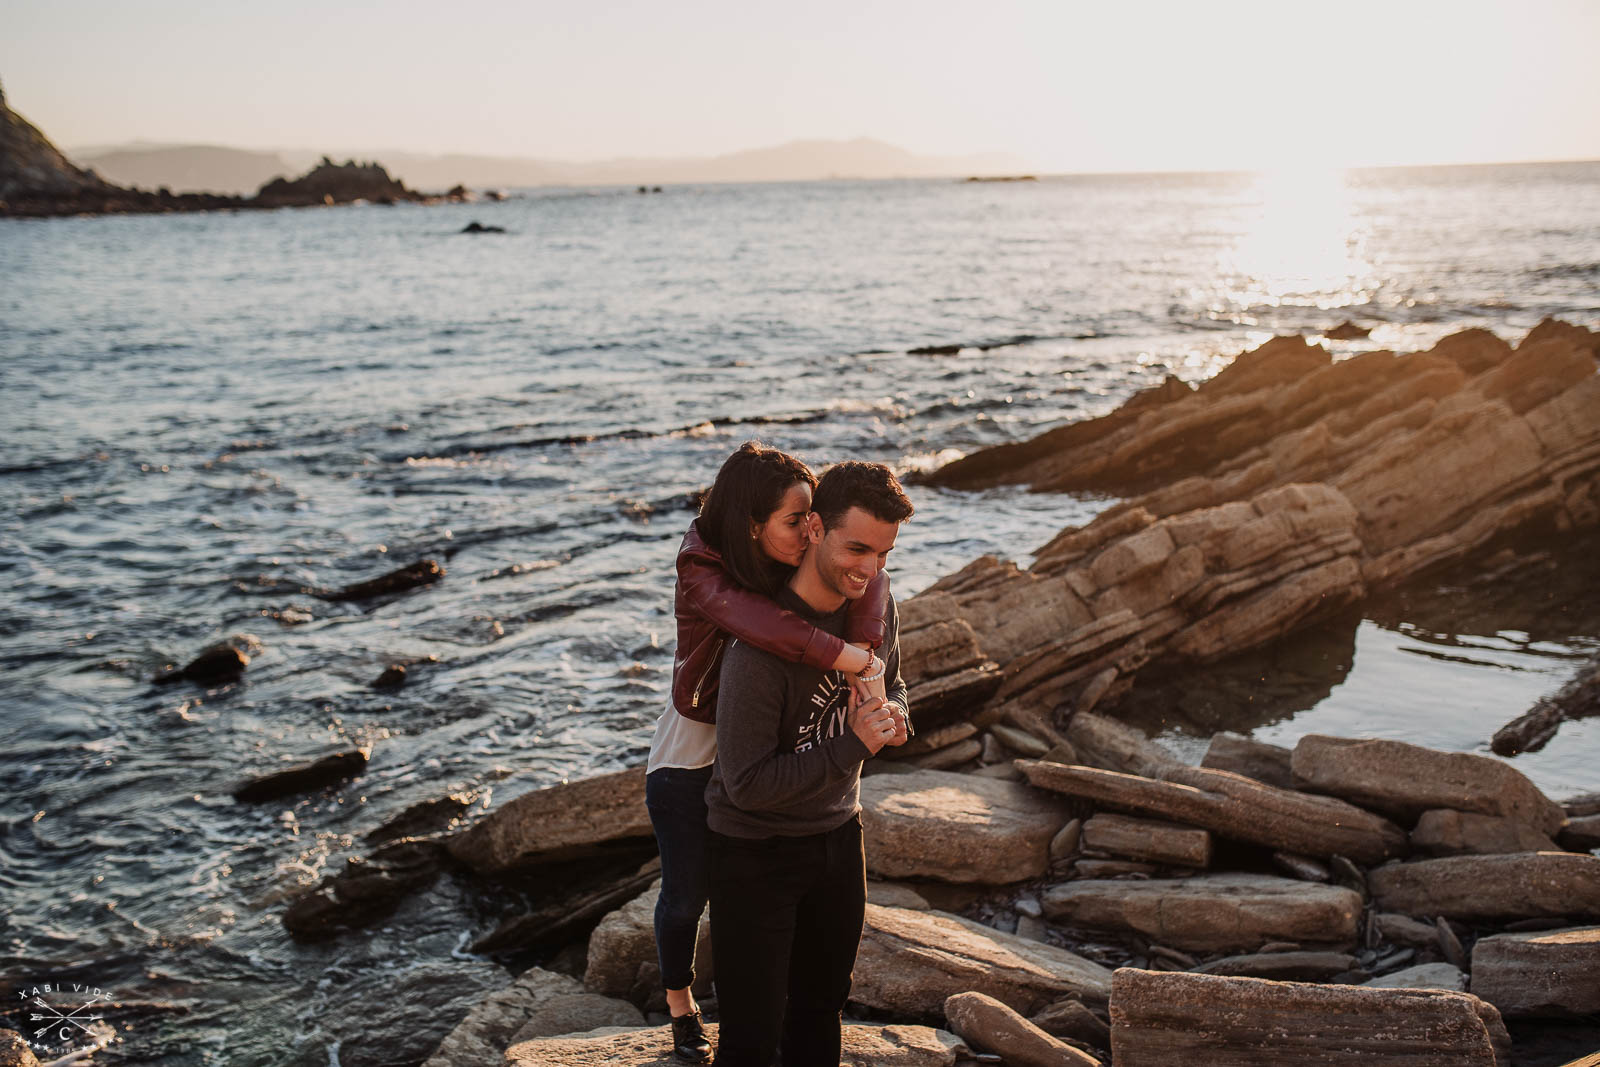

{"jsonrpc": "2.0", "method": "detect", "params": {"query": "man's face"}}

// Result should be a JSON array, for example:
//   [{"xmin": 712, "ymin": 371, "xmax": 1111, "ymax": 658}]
[{"xmin": 806, "ymin": 505, "xmax": 900, "ymax": 601}]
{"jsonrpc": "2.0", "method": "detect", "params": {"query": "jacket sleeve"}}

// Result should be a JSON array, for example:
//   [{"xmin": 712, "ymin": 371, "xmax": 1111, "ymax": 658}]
[
  {"xmin": 844, "ymin": 571, "xmax": 890, "ymax": 649},
  {"xmin": 678, "ymin": 551, "xmax": 847, "ymax": 671},
  {"xmin": 715, "ymin": 640, "xmax": 872, "ymax": 815}
]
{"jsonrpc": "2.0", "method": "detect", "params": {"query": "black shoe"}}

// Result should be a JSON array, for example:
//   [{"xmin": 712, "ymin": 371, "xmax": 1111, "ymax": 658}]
[{"xmin": 670, "ymin": 1010, "xmax": 712, "ymax": 1063}]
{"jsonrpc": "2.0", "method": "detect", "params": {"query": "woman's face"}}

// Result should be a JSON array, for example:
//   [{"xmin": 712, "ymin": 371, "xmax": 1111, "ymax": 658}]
[{"xmin": 751, "ymin": 482, "xmax": 813, "ymax": 568}]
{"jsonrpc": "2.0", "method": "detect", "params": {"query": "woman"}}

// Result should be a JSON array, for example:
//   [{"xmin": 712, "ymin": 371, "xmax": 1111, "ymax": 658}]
[{"xmin": 645, "ymin": 441, "xmax": 890, "ymax": 1064}]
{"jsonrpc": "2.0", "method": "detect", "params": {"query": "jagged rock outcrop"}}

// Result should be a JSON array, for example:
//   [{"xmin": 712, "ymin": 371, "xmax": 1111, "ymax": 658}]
[
  {"xmin": 255, "ymin": 156, "xmax": 423, "ymax": 207},
  {"xmin": 892, "ymin": 322, "xmax": 1600, "ymax": 740}
]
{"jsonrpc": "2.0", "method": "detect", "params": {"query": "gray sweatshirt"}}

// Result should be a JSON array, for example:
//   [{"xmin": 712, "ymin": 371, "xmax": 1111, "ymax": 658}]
[{"xmin": 705, "ymin": 586, "xmax": 906, "ymax": 839}]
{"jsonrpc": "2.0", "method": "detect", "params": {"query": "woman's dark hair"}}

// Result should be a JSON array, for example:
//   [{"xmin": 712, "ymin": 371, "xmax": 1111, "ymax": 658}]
[{"xmin": 697, "ymin": 441, "xmax": 817, "ymax": 596}]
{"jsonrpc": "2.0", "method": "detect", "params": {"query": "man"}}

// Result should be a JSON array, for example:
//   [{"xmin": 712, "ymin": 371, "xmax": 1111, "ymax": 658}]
[{"xmin": 703, "ymin": 461, "xmax": 914, "ymax": 1067}]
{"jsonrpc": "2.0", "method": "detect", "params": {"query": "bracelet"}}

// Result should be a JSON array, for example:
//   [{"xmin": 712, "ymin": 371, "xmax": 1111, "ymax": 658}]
[{"xmin": 858, "ymin": 656, "xmax": 886, "ymax": 683}]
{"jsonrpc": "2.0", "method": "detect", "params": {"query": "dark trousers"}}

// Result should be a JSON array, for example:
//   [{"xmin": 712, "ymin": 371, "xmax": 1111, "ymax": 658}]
[
  {"xmin": 708, "ymin": 815, "xmax": 866, "ymax": 1067},
  {"xmin": 645, "ymin": 765, "xmax": 714, "ymax": 992}
]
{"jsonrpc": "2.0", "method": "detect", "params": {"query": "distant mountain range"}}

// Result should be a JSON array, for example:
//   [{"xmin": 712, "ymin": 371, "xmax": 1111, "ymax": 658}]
[{"xmin": 72, "ymin": 138, "xmax": 1031, "ymax": 195}]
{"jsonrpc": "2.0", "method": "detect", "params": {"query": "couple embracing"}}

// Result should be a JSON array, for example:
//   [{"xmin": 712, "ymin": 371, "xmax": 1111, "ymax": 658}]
[{"xmin": 644, "ymin": 442, "xmax": 916, "ymax": 1066}]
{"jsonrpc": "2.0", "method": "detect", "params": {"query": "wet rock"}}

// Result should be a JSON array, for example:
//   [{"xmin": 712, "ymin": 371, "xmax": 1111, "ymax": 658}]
[
  {"xmin": 319, "ymin": 559, "xmax": 444, "ymax": 602},
  {"xmin": 1558, "ymin": 813, "xmax": 1600, "ymax": 852},
  {"xmin": 853, "ymin": 903, "xmax": 1113, "ymax": 1018},
  {"xmin": 1041, "ymin": 872, "xmax": 1361, "ymax": 954},
  {"xmin": 233, "ymin": 747, "xmax": 369, "ymax": 802},
  {"xmin": 505, "ymin": 1022, "xmax": 966, "ymax": 1066},
  {"xmin": 1290, "ymin": 735, "xmax": 1565, "ymax": 835},
  {"xmin": 282, "ymin": 837, "xmax": 446, "ymax": 940},
  {"xmin": 943, "ymin": 991, "xmax": 1100, "ymax": 1066},
  {"xmin": 366, "ymin": 791, "xmax": 478, "ymax": 846},
  {"xmin": 583, "ymin": 882, "xmax": 711, "ymax": 1009},
  {"xmin": 371, "ymin": 664, "xmax": 407, "ymax": 689},
  {"xmin": 154, "ymin": 634, "xmax": 259, "ymax": 685},
  {"xmin": 1200, "ymin": 732, "xmax": 1294, "ymax": 790},
  {"xmin": 447, "ymin": 765, "xmax": 653, "ymax": 874},
  {"xmin": 1363, "ymin": 962, "xmax": 1466, "ymax": 991},
  {"xmin": 1411, "ymin": 808, "xmax": 1560, "ymax": 855},
  {"xmin": 1191, "ymin": 950, "xmax": 1358, "ymax": 981},
  {"xmin": 460, "ymin": 221, "xmax": 506, "ymax": 234},
  {"xmin": 860, "ymin": 768, "xmax": 1071, "ymax": 884},
  {"xmin": 1492, "ymin": 654, "xmax": 1600, "ymax": 756},
  {"xmin": 1109, "ymin": 969, "xmax": 1510, "ymax": 1066},
  {"xmin": 1079, "ymin": 813, "xmax": 1210, "ymax": 868},
  {"xmin": 1469, "ymin": 926, "xmax": 1600, "ymax": 1018},
  {"xmin": 1017, "ymin": 758, "xmax": 1407, "ymax": 864},
  {"xmin": 1064, "ymin": 712, "xmax": 1183, "ymax": 776},
  {"xmin": 1368, "ymin": 852, "xmax": 1600, "ymax": 921},
  {"xmin": 423, "ymin": 968, "xmax": 643, "ymax": 1067},
  {"xmin": 470, "ymin": 858, "xmax": 661, "ymax": 956}
]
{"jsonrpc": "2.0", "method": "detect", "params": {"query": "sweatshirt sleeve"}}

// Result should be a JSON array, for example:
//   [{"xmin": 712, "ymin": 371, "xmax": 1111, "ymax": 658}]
[
  {"xmin": 715, "ymin": 640, "xmax": 872, "ymax": 816},
  {"xmin": 880, "ymin": 601, "xmax": 910, "ymax": 726},
  {"xmin": 678, "ymin": 551, "xmax": 847, "ymax": 670},
  {"xmin": 844, "ymin": 571, "xmax": 890, "ymax": 650}
]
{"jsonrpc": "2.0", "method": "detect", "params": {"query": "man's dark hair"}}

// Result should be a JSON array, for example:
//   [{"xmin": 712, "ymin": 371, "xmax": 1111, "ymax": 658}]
[
  {"xmin": 697, "ymin": 441, "xmax": 817, "ymax": 596},
  {"xmin": 811, "ymin": 461, "xmax": 914, "ymax": 531}
]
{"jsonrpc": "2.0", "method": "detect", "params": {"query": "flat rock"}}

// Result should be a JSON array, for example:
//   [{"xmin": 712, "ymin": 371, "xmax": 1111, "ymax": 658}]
[
  {"xmin": 1108, "ymin": 969, "xmax": 1511, "ymax": 1066},
  {"xmin": 1201, "ymin": 732, "xmax": 1294, "ymax": 789},
  {"xmin": 1042, "ymin": 872, "xmax": 1361, "ymax": 954},
  {"xmin": 1363, "ymin": 963, "xmax": 1468, "ymax": 992},
  {"xmin": 1290, "ymin": 735, "xmax": 1565, "ymax": 836},
  {"xmin": 1080, "ymin": 813, "xmax": 1211, "ymax": 867},
  {"xmin": 1018, "ymin": 759, "xmax": 1407, "ymax": 865},
  {"xmin": 1411, "ymin": 809, "xmax": 1560, "ymax": 855},
  {"xmin": 584, "ymin": 882, "xmax": 711, "ymax": 1009},
  {"xmin": 1191, "ymin": 950, "xmax": 1357, "ymax": 981},
  {"xmin": 944, "ymin": 991, "xmax": 1100, "ymax": 1066},
  {"xmin": 853, "ymin": 903, "xmax": 1113, "ymax": 1018},
  {"xmin": 424, "ymin": 968, "xmax": 644, "ymax": 1067},
  {"xmin": 861, "ymin": 768, "xmax": 1070, "ymax": 884},
  {"xmin": 447, "ymin": 766, "xmax": 653, "ymax": 874},
  {"xmin": 1368, "ymin": 852, "xmax": 1600, "ymax": 921},
  {"xmin": 504, "ymin": 1022, "xmax": 967, "ymax": 1066},
  {"xmin": 1469, "ymin": 925, "xmax": 1600, "ymax": 1018}
]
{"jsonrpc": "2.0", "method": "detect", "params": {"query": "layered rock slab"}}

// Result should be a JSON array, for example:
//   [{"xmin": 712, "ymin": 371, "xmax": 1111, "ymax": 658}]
[
  {"xmin": 860, "ymin": 768, "xmax": 1071, "ymax": 883},
  {"xmin": 853, "ymin": 903, "xmax": 1113, "ymax": 1018},
  {"xmin": 1017, "ymin": 759, "xmax": 1406, "ymax": 864},
  {"xmin": 1368, "ymin": 852, "xmax": 1600, "ymax": 921},
  {"xmin": 583, "ymin": 882, "xmax": 712, "ymax": 1008},
  {"xmin": 1108, "ymin": 969, "xmax": 1511, "ymax": 1066},
  {"xmin": 1469, "ymin": 926, "xmax": 1600, "ymax": 1018},
  {"xmin": 1041, "ymin": 872, "xmax": 1361, "ymax": 954},
  {"xmin": 447, "ymin": 766, "xmax": 652, "ymax": 874},
  {"xmin": 423, "ymin": 968, "xmax": 643, "ymax": 1067}
]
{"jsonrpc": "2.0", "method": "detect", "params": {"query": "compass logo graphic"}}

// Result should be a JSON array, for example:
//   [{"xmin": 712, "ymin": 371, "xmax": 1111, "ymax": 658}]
[{"xmin": 14, "ymin": 980, "xmax": 115, "ymax": 1059}]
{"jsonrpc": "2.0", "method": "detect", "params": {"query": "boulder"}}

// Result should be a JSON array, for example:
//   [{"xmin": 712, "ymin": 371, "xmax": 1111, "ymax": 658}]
[
  {"xmin": 155, "ymin": 633, "xmax": 260, "ymax": 685},
  {"xmin": 1363, "ymin": 963, "xmax": 1468, "ymax": 992},
  {"xmin": 504, "ymin": 1022, "xmax": 967, "ymax": 1066},
  {"xmin": 447, "ymin": 766, "xmax": 653, "ymax": 874},
  {"xmin": 943, "ymin": 991, "xmax": 1100, "ymax": 1066},
  {"xmin": 1108, "ymin": 969, "xmax": 1510, "ymax": 1066},
  {"xmin": 1042, "ymin": 873, "xmax": 1361, "ymax": 954},
  {"xmin": 1368, "ymin": 852, "xmax": 1600, "ymax": 921},
  {"xmin": 1017, "ymin": 759, "xmax": 1407, "ymax": 864},
  {"xmin": 423, "ymin": 968, "xmax": 643, "ymax": 1067},
  {"xmin": 1028, "ymin": 999, "xmax": 1110, "ymax": 1049},
  {"xmin": 1290, "ymin": 735, "xmax": 1565, "ymax": 835},
  {"xmin": 1410, "ymin": 809, "xmax": 1560, "ymax": 855},
  {"xmin": 583, "ymin": 882, "xmax": 711, "ymax": 1008},
  {"xmin": 853, "ymin": 904, "xmax": 1113, "ymax": 1018},
  {"xmin": 860, "ymin": 768, "xmax": 1071, "ymax": 883},
  {"xmin": 1469, "ymin": 925, "xmax": 1600, "ymax": 1018},
  {"xmin": 1079, "ymin": 813, "xmax": 1211, "ymax": 867}
]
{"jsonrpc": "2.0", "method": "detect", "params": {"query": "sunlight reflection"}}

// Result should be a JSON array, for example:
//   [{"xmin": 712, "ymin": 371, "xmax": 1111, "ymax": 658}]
[{"xmin": 1209, "ymin": 167, "xmax": 1377, "ymax": 324}]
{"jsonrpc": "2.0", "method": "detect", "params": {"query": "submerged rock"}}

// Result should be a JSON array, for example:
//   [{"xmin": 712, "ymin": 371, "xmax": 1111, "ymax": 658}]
[
  {"xmin": 233, "ymin": 747, "xmax": 369, "ymax": 803},
  {"xmin": 319, "ymin": 559, "xmax": 444, "ymax": 602}
]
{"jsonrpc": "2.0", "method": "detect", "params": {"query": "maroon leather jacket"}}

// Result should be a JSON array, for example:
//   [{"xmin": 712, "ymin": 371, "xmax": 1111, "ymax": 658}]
[{"xmin": 671, "ymin": 520, "xmax": 890, "ymax": 724}]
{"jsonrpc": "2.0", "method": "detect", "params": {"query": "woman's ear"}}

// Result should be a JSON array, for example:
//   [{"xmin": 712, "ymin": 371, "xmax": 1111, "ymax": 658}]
[{"xmin": 749, "ymin": 519, "xmax": 761, "ymax": 541}]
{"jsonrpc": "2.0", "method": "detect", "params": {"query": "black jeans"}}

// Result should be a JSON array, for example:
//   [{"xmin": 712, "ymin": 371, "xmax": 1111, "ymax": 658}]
[
  {"xmin": 645, "ymin": 765, "xmax": 715, "ymax": 992},
  {"xmin": 708, "ymin": 815, "xmax": 866, "ymax": 1067}
]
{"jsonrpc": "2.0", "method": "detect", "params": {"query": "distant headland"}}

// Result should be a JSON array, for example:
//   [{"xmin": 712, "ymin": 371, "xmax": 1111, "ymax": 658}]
[{"xmin": 0, "ymin": 80, "xmax": 467, "ymax": 218}]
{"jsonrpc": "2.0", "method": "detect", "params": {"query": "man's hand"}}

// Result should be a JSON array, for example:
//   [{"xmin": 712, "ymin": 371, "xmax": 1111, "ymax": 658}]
[
  {"xmin": 848, "ymin": 689, "xmax": 899, "ymax": 754},
  {"xmin": 881, "ymin": 701, "xmax": 910, "ymax": 746}
]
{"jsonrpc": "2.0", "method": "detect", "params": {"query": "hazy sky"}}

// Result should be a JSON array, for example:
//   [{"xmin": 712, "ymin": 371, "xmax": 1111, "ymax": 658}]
[{"xmin": 6, "ymin": 0, "xmax": 1599, "ymax": 173}]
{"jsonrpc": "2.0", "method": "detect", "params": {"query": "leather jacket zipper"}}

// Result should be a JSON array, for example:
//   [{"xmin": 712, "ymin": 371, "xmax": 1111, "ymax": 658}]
[{"xmin": 691, "ymin": 638, "xmax": 724, "ymax": 708}]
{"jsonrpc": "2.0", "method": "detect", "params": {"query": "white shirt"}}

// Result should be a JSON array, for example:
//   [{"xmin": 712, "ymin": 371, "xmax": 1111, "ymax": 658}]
[{"xmin": 646, "ymin": 702, "xmax": 717, "ymax": 773}]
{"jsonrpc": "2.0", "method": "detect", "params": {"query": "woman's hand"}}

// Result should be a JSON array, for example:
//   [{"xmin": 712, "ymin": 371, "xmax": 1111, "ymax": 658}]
[{"xmin": 850, "ymin": 652, "xmax": 888, "ymax": 704}]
